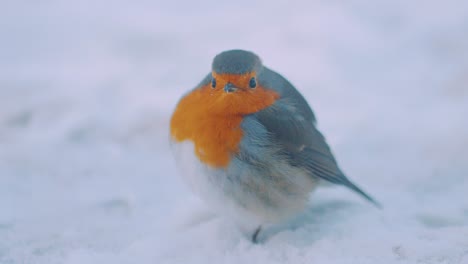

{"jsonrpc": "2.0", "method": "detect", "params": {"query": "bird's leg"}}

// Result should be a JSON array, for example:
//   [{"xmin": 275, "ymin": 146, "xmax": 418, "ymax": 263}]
[{"xmin": 251, "ymin": 226, "xmax": 262, "ymax": 243}]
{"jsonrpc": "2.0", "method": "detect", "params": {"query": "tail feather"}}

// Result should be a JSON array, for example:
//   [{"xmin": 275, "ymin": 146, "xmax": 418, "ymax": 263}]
[
  {"xmin": 340, "ymin": 178, "xmax": 382, "ymax": 209},
  {"xmin": 293, "ymin": 147, "xmax": 382, "ymax": 208}
]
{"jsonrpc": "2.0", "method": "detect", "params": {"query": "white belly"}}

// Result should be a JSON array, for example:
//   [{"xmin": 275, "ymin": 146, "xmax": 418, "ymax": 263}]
[{"xmin": 171, "ymin": 140, "xmax": 316, "ymax": 228}]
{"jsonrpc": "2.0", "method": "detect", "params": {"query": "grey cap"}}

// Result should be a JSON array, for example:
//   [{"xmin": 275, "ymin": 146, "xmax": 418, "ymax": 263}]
[{"xmin": 212, "ymin": 50, "xmax": 262, "ymax": 74}]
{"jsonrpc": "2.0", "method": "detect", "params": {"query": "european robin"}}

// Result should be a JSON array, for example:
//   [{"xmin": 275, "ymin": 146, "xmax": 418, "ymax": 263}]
[{"xmin": 170, "ymin": 50, "xmax": 379, "ymax": 242}]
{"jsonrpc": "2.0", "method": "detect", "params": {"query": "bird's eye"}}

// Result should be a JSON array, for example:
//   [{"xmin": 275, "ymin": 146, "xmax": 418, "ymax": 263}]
[
  {"xmin": 211, "ymin": 77, "xmax": 216, "ymax": 88},
  {"xmin": 249, "ymin": 77, "xmax": 257, "ymax": 88}
]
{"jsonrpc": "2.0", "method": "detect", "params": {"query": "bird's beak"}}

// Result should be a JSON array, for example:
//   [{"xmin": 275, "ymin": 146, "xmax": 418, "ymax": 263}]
[{"xmin": 224, "ymin": 83, "xmax": 237, "ymax": 93}]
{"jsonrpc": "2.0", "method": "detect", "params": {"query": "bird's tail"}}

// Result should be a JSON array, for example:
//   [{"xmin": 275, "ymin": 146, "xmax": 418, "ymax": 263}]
[
  {"xmin": 340, "ymin": 178, "xmax": 382, "ymax": 209},
  {"xmin": 296, "ymin": 147, "xmax": 382, "ymax": 208}
]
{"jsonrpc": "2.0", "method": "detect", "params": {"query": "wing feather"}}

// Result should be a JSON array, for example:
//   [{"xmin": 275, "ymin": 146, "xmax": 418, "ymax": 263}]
[{"xmin": 253, "ymin": 68, "xmax": 380, "ymax": 207}]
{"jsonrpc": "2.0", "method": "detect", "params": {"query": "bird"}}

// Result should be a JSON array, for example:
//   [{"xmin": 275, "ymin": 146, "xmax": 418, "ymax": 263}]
[{"xmin": 170, "ymin": 49, "xmax": 379, "ymax": 243}]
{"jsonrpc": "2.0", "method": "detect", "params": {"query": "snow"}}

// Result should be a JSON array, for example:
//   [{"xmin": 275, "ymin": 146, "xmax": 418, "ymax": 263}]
[{"xmin": 1, "ymin": 1, "xmax": 468, "ymax": 263}]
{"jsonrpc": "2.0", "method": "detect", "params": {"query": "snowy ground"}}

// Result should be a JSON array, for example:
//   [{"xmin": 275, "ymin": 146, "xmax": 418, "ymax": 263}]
[{"xmin": 1, "ymin": 1, "xmax": 468, "ymax": 263}]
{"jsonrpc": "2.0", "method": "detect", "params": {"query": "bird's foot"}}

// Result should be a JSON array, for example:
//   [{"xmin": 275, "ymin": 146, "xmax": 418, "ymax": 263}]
[{"xmin": 252, "ymin": 226, "xmax": 262, "ymax": 243}]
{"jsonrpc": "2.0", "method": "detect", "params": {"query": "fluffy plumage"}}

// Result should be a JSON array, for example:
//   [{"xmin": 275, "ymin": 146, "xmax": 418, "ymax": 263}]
[{"xmin": 170, "ymin": 50, "xmax": 379, "ymax": 242}]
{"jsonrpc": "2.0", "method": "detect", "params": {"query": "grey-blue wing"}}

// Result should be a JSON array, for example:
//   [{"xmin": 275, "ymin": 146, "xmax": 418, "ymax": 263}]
[
  {"xmin": 253, "ymin": 73, "xmax": 380, "ymax": 207},
  {"xmin": 290, "ymin": 145, "xmax": 381, "ymax": 207}
]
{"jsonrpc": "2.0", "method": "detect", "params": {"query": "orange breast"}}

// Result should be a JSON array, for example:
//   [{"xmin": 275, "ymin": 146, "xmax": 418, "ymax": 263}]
[{"xmin": 170, "ymin": 81, "xmax": 279, "ymax": 168}]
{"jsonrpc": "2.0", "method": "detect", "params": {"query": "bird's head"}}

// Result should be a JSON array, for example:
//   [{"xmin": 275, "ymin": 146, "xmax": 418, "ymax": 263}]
[
  {"xmin": 178, "ymin": 50, "xmax": 279, "ymax": 116},
  {"xmin": 211, "ymin": 50, "xmax": 263, "ymax": 94}
]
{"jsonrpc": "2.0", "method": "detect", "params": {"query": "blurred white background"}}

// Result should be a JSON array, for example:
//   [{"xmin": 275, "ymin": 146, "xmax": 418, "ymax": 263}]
[{"xmin": 1, "ymin": 1, "xmax": 467, "ymax": 263}]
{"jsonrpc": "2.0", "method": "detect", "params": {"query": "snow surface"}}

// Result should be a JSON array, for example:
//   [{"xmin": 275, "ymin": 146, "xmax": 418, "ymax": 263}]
[{"xmin": 1, "ymin": 1, "xmax": 468, "ymax": 263}]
